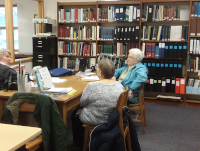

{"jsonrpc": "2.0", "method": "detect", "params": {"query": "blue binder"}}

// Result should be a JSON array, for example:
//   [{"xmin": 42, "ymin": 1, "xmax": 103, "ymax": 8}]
[{"xmin": 49, "ymin": 68, "xmax": 72, "ymax": 77}]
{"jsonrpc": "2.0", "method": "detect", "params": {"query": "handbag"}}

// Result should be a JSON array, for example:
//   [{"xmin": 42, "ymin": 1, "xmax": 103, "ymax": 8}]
[{"xmin": 3, "ymin": 73, "xmax": 18, "ymax": 91}]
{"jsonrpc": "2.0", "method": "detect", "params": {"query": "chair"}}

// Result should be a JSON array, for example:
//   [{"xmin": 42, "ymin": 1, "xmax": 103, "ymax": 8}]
[
  {"xmin": 19, "ymin": 102, "xmax": 42, "ymax": 151},
  {"xmin": 82, "ymin": 86, "xmax": 131, "ymax": 151},
  {"xmin": 128, "ymin": 84, "xmax": 147, "ymax": 134}
]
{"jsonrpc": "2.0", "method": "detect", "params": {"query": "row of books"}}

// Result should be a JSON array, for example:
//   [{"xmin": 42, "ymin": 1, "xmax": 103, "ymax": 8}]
[
  {"xmin": 58, "ymin": 41, "xmax": 96, "ymax": 56},
  {"xmin": 58, "ymin": 57, "xmax": 96, "ymax": 69},
  {"xmin": 97, "ymin": 42, "xmax": 139, "ymax": 56},
  {"xmin": 142, "ymin": 59, "xmax": 183, "ymax": 77},
  {"xmin": 142, "ymin": 5, "xmax": 180, "ymax": 21},
  {"xmin": 141, "ymin": 42, "xmax": 187, "ymax": 59},
  {"xmin": 58, "ymin": 8, "xmax": 96, "ymax": 23},
  {"xmin": 190, "ymin": 19, "xmax": 200, "ymax": 36},
  {"xmin": 189, "ymin": 38, "xmax": 200, "ymax": 54},
  {"xmin": 187, "ymin": 56, "xmax": 200, "ymax": 72},
  {"xmin": 141, "ymin": 25, "xmax": 188, "ymax": 41},
  {"xmin": 191, "ymin": 2, "xmax": 200, "ymax": 18},
  {"xmin": 186, "ymin": 79, "xmax": 200, "ymax": 94},
  {"xmin": 98, "ymin": 5, "xmax": 140, "ymax": 22},
  {"xmin": 58, "ymin": 26, "xmax": 100, "ymax": 40},
  {"xmin": 114, "ymin": 26, "xmax": 139, "ymax": 41},
  {"xmin": 145, "ymin": 77, "xmax": 185, "ymax": 94}
]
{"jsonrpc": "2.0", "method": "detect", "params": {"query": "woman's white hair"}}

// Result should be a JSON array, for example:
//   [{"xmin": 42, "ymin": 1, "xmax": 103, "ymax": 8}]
[
  {"xmin": 129, "ymin": 48, "xmax": 144, "ymax": 62},
  {"xmin": 0, "ymin": 48, "xmax": 11, "ymax": 60}
]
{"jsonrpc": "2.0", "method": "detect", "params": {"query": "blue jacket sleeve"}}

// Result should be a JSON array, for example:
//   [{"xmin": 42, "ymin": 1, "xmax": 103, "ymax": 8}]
[
  {"xmin": 114, "ymin": 67, "xmax": 126, "ymax": 79},
  {"xmin": 129, "ymin": 66, "xmax": 148, "ymax": 91}
]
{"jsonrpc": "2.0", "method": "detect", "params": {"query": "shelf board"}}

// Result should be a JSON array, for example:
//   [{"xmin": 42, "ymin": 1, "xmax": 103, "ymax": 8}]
[
  {"xmin": 188, "ymin": 54, "xmax": 200, "ymax": 56},
  {"xmin": 189, "ymin": 36, "xmax": 200, "ymax": 38},
  {"xmin": 59, "ymin": 22, "xmax": 96, "ymax": 24},
  {"xmin": 142, "ymin": 20, "xmax": 189, "ymax": 23},
  {"xmin": 97, "ymin": 1, "xmax": 140, "ymax": 5},
  {"xmin": 185, "ymin": 100, "xmax": 200, "ymax": 104},
  {"xmin": 186, "ymin": 94, "xmax": 200, "ymax": 96},
  {"xmin": 58, "ymin": 39, "xmax": 96, "ymax": 42},
  {"xmin": 142, "ymin": 0, "xmax": 190, "ymax": 3},
  {"xmin": 59, "ymin": 55, "xmax": 96, "ymax": 58},
  {"xmin": 145, "ymin": 91, "xmax": 185, "ymax": 94},
  {"xmin": 99, "ymin": 40, "xmax": 114, "ymax": 42},
  {"xmin": 98, "ymin": 21, "xmax": 139, "ymax": 23},
  {"xmin": 141, "ymin": 40, "xmax": 188, "ymax": 43},
  {"xmin": 187, "ymin": 71, "xmax": 198, "ymax": 73},
  {"xmin": 58, "ymin": 2, "xmax": 97, "ymax": 6},
  {"xmin": 144, "ymin": 57, "xmax": 183, "ymax": 60}
]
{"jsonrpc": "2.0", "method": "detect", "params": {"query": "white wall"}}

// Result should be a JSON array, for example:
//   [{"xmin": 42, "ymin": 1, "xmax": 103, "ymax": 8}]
[{"xmin": 0, "ymin": 0, "xmax": 37, "ymax": 54}]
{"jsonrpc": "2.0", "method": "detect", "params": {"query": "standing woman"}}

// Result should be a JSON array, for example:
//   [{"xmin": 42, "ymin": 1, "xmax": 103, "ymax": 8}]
[
  {"xmin": 0, "ymin": 48, "xmax": 18, "ymax": 90},
  {"xmin": 112, "ymin": 48, "xmax": 148, "ymax": 104}
]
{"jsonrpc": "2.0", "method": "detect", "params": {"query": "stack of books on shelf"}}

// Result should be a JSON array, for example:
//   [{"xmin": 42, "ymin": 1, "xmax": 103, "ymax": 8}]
[
  {"xmin": 58, "ymin": 57, "xmax": 96, "ymax": 69},
  {"xmin": 189, "ymin": 38, "xmax": 200, "ymax": 54},
  {"xmin": 143, "ymin": 59, "xmax": 183, "ymax": 77},
  {"xmin": 97, "ymin": 42, "xmax": 139, "ymax": 56},
  {"xmin": 144, "ymin": 77, "xmax": 185, "ymax": 94},
  {"xmin": 58, "ymin": 8, "xmax": 96, "ymax": 23},
  {"xmin": 142, "ymin": 42, "xmax": 187, "ymax": 59},
  {"xmin": 142, "ymin": 5, "xmax": 180, "ymax": 21},
  {"xmin": 114, "ymin": 26, "xmax": 139, "ymax": 41},
  {"xmin": 58, "ymin": 26, "xmax": 100, "ymax": 40},
  {"xmin": 191, "ymin": 2, "xmax": 200, "ymax": 19},
  {"xmin": 141, "ymin": 25, "xmax": 188, "ymax": 41},
  {"xmin": 187, "ymin": 56, "xmax": 200, "ymax": 72},
  {"xmin": 58, "ymin": 41, "xmax": 96, "ymax": 56},
  {"xmin": 186, "ymin": 78, "xmax": 200, "ymax": 94},
  {"xmin": 97, "ymin": 5, "xmax": 140, "ymax": 22}
]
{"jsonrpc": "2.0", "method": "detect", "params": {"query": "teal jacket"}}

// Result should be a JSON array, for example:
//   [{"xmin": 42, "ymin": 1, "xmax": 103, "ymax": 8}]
[
  {"xmin": 114, "ymin": 62, "xmax": 148, "ymax": 104},
  {"xmin": 1, "ymin": 92, "xmax": 67, "ymax": 151}
]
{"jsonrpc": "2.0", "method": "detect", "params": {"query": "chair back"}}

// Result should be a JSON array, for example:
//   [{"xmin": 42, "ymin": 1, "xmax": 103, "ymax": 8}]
[
  {"xmin": 138, "ymin": 84, "xmax": 144, "ymax": 107},
  {"xmin": 116, "ymin": 86, "xmax": 129, "ymax": 137},
  {"xmin": 19, "ymin": 102, "xmax": 36, "ymax": 112}
]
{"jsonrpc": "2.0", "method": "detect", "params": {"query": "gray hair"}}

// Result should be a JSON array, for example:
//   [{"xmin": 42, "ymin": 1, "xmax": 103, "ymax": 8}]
[
  {"xmin": 0, "ymin": 48, "xmax": 11, "ymax": 60},
  {"xmin": 129, "ymin": 48, "xmax": 144, "ymax": 62}
]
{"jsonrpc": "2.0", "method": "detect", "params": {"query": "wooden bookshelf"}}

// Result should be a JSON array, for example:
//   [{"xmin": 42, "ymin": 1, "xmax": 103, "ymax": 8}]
[
  {"xmin": 59, "ymin": 22, "xmax": 96, "ymax": 24},
  {"xmin": 141, "ymin": 20, "xmax": 189, "ymax": 22},
  {"xmin": 144, "ymin": 57, "xmax": 183, "ymax": 60},
  {"xmin": 59, "ymin": 55, "xmax": 96, "ymax": 58},
  {"xmin": 141, "ymin": 40, "xmax": 188, "ymax": 43},
  {"xmin": 98, "ymin": 21, "xmax": 139, "ymax": 24},
  {"xmin": 186, "ymin": 94, "xmax": 200, "ymax": 96},
  {"xmin": 189, "ymin": 36, "xmax": 200, "ymax": 38},
  {"xmin": 58, "ymin": 39, "xmax": 96, "ymax": 42}
]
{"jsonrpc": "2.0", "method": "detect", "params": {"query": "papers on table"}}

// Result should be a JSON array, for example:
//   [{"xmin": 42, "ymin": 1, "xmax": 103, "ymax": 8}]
[
  {"xmin": 51, "ymin": 77, "xmax": 66, "ymax": 83},
  {"xmin": 81, "ymin": 76, "xmax": 100, "ymax": 81},
  {"xmin": 44, "ymin": 87, "xmax": 73, "ymax": 93},
  {"xmin": 84, "ymin": 72, "xmax": 96, "ymax": 76}
]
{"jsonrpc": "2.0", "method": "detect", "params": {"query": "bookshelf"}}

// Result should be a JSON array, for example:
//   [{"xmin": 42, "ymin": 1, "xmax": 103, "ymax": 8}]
[{"xmin": 56, "ymin": 0, "xmax": 200, "ymax": 108}]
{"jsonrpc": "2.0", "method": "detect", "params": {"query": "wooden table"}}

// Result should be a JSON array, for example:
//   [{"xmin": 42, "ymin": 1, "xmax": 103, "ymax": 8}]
[
  {"xmin": 0, "ymin": 75, "xmax": 90, "ymax": 126},
  {"xmin": 0, "ymin": 123, "xmax": 41, "ymax": 151}
]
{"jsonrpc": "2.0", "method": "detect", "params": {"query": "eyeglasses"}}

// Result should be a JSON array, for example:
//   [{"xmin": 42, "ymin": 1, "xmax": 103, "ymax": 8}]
[
  {"xmin": 127, "ymin": 57, "xmax": 136, "ymax": 60},
  {"xmin": 5, "ymin": 55, "xmax": 12, "ymax": 59}
]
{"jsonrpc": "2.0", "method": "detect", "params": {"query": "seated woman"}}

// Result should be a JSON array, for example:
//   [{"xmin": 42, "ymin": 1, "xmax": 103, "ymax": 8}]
[
  {"xmin": 0, "ymin": 48, "xmax": 19, "ymax": 90},
  {"xmin": 70, "ymin": 59, "xmax": 124, "ymax": 150},
  {"xmin": 112, "ymin": 48, "xmax": 148, "ymax": 105}
]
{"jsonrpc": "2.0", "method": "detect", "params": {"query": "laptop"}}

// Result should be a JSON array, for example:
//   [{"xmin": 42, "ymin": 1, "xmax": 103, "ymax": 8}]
[{"xmin": 72, "ymin": 58, "xmax": 87, "ymax": 75}]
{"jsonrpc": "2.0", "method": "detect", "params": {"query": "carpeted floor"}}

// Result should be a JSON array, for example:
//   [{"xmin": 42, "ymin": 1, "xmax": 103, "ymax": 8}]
[{"xmin": 66, "ymin": 103, "xmax": 200, "ymax": 151}]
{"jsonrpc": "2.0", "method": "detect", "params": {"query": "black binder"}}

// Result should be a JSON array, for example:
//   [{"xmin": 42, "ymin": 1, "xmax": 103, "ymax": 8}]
[
  {"xmin": 149, "ymin": 77, "xmax": 154, "ymax": 92},
  {"xmin": 164, "ymin": 60, "xmax": 169, "ymax": 77},
  {"xmin": 127, "ymin": 26, "xmax": 131, "ymax": 41},
  {"xmin": 157, "ymin": 77, "xmax": 162, "ymax": 92},
  {"xmin": 147, "ymin": 5, "xmax": 153, "ymax": 21},
  {"xmin": 171, "ymin": 77, "xmax": 175, "ymax": 93},
  {"xmin": 120, "ymin": 26, "xmax": 124, "ymax": 41},
  {"xmin": 114, "ymin": 26, "xmax": 117, "ymax": 40},
  {"xmin": 130, "ymin": 26, "xmax": 135, "ymax": 41},
  {"xmin": 160, "ymin": 60, "xmax": 165, "ymax": 76},
  {"xmin": 124, "ymin": 26, "xmax": 128, "ymax": 41},
  {"xmin": 182, "ymin": 43, "xmax": 187, "ymax": 59},
  {"xmin": 169, "ymin": 60, "xmax": 173, "ymax": 77},
  {"xmin": 144, "ymin": 76, "xmax": 150, "ymax": 91},
  {"xmin": 177, "ymin": 43, "xmax": 182, "ymax": 58},
  {"xmin": 116, "ymin": 26, "xmax": 121, "ymax": 41},
  {"xmin": 166, "ymin": 77, "xmax": 171, "ymax": 92},
  {"xmin": 169, "ymin": 43, "xmax": 173, "ymax": 58},
  {"xmin": 164, "ymin": 43, "xmax": 169, "ymax": 58},
  {"xmin": 147, "ymin": 60, "xmax": 152, "ymax": 76},
  {"xmin": 177, "ymin": 60, "xmax": 183, "ymax": 77},
  {"xmin": 156, "ymin": 60, "xmax": 160, "ymax": 75},
  {"xmin": 173, "ymin": 42, "xmax": 178, "ymax": 58},
  {"xmin": 161, "ymin": 77, "xmax": 166, "ymax": 92},
  {"xmin": 135, "ymin": 26, "xmax": 139, "ymax": 41},
  {"xmin": 151, "ymin": 60, "xmax": 156, "ymax": 75},
  {"xmin": 153, "ymin": 77, "xmax": 158, "ymax": 92}
]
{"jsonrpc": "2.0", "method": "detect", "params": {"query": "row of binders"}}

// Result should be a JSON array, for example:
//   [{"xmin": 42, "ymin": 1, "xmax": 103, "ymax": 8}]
[
  {"xmin": 186, "ymin": 79, "xmax": 200, "ymax": 94},
  {"xmin": 191, "ymin": 2, "xmax": 200, "ymax": 18},
  {"xmin": 114, "ymin": 26, "xmax": 139, "ymax": 41},
  {"xmin": 142, "ymin": 5, "xmax": 180, "ymax": 21},
  {"xmin": 59, "ymin": 8, "xmax": 96, "ymax": 23},
  {"xmin": 189, "ymin": 38, "xmax": 200, "ymax": 54},
  {"xmin": 141, "ymin": 25, "xmax": 188, "ymax": 41},
  {"xmin": 58, "ymin": 41, "xmax": 96, "ymax": 57},
  {"xmin": 190, "ymin": 19, "xmax": 200, "ymax": 36},
  {"xmin": 58, "ymin": 26, "xmax": 101, "ymax": 40},
  {"xmin": 58, "ymin": 57, "xmax": 96, "ymax": 69},
  {"xmin": 142, "ymin": 42, "xmax": 187, "ymax": 59},
  {"xmin": 145, "ymin": 77, "xmax": 185, "ymax": 94},
  {"xmin": 187, "ymin": 56, "xmax": 200, "ymax": 72},
  {"xmin": 97, "ymin": 42, "xmax": 139, "ymax": 56},
  {"xmin": 142, "ymin": 59, "xmax": 183, "ymax": 77}
]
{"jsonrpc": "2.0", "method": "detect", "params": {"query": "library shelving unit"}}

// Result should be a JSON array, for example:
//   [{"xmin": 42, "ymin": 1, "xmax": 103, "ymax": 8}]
[{"xmin": 56, "ymin": 0, "xmax": 200, "ymax": 108}]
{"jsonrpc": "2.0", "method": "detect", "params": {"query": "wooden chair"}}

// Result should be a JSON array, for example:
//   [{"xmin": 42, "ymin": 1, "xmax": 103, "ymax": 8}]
[
  {"xmin": 128, "ymin": 84, "xmax": 147, "ymax": 134},
  {"xmin": 19, "ymin": 102, "xmax": 42, "ymax": 151},
  {"xmin": 82, "ymin": 86, "xmax": 131, "ymax": 151}
]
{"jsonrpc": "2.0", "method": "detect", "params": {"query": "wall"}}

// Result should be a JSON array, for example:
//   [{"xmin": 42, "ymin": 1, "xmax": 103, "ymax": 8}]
[{"xmin": 0, "ymin": 0, "xmax": 37, "ymax": 54}]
